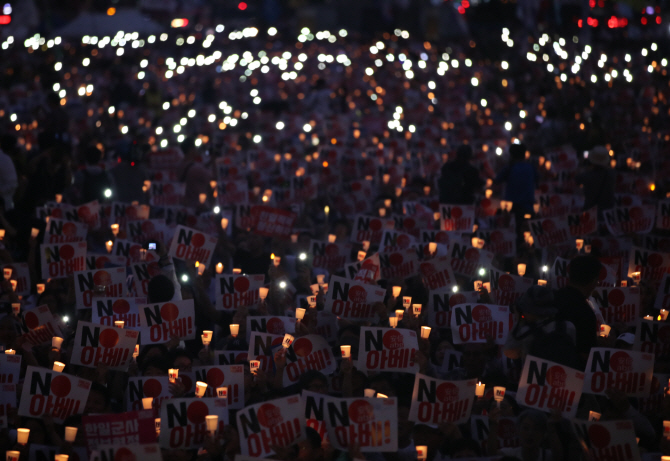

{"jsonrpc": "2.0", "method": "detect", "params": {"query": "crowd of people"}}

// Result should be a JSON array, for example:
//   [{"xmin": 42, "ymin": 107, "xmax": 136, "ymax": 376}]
[{"xmin": 1, "ymin": 12, "xmax": 670, "ymax": 461}]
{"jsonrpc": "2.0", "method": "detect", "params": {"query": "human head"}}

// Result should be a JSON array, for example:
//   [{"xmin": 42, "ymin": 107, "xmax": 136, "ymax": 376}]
[
  {"xmin": 449, "ymin": 438, "xmax": 482, "ymax": 457},
  {"xmin": 568, "ymin": 255, "xmax": 602, "ymax": 293},
  {"xmin": 516, "ymin": 285, "xmax": 557, "ymax": 320},
  {"xmin": 517, "ymin": 409, "xmax": 548, "ymax": 448},
  {"xmin": 300, "ymin": 370, "xmax": 329, "ymax": 394},
  {"xmin": 297, "ymin": 427, "xmax": 323, "ymax": 461},
  {"xmin": 147, "ymin": 274, "xmax": 176, "ymax": 303},
  {"xmin": 455, "ymin": 144, "xmax": 473, "ymax": 162},
  {"xmin": 509, "ymin": 143, "xmax": 527, "ymax": 161},
  {"xmin": 84, "ymin": 146, "xmax": 103, "ymax": 165},
  {"xmin": 587, "ymin": 146, "xmax": 610, "ymax": 167},
  {"xmin": 85, "ymin": 382, "xmax": 111, "ymax": 414}
]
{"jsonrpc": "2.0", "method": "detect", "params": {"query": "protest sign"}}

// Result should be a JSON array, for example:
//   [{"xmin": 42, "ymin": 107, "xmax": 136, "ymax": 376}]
[
  {"xmin": 655, "ymin": 274, "xmax": 670, "ymax": 310},
  {"xmin": 379, "ymin": 229, "xmax": 416, "ymax": 252},
  {"xmin": 633, "ymin": 319, "xmax": 670, "ymax": 361},
  {"xmin": 192, "ymin": 365, "xmax": 245, "ymax": 409},
  {"xmin": 358, "ymin": 327, "xmax": 419, "ymax": 373},
  {"xmin": 86, "ymin": 254, "xmax": 127, "ymax": 270},
  {"xmin": 440, "ymin": 350, "xmax": 464, "ymax": 374},
  {"xmin": 489, "ymin": 269, "xmax": 533, "ymax": 306},
  {"xmin": 18, "ymin": 366, "xmax": 91, "ymax": 423},
  {"xmin": 427, "ymin": 289, "xmax": 479, "ymax": 329},
  {"xmin": 567, "ymin": 207, "xmax": 598, "ymax": 237},
  {"xmin": 350, "ymin": 215, "xmax": 395, "ymax": 244},
  {"xmin": 656, "ymin": 200, "xmax": 670, "ymax": 230},
  {"xmin": 149, "ymin": 182, "xmax": 185, "ymax": 206},
  {"xmin": 603, "ymin": 206, "xmax": 655, "ymax": 236},
  {"xmin": 105, "ymin": 202, "xmax": 150, "ymax": 228},
  {"xmin": 572, "ymin": 420, "xmax": 641, "ymax": 461},
  {"xmin": 168, "ymin": 225, "xmax": 217, "ymax": 266},
  {"xmin": 159, "ymin": 398, "xmax": 228, "ymax": 449},
  {"xmin": 450, "ymin": 242, "xmax": 494, "ymax": 279},
  {"xmin": 45, "ymin": 217, "xmax": 88, "ymax": 243},
  {"xmin": 246, "ymin": 316, "xmax": 296, "ymax": 341},
  {"xmin": 451, "ymin": 304, "xmax": 509, "ymax": 345},
  {"xmin": 283, "ymin": 335, "xmax": 337, "ymax": 386},
  {"xmin": 378, "ymin": 248, "xmax": 419, "ymax": 280},
  {"xmin": 536, "ymin": 194, "xmax": 574, "ymax": 217},
  {"xmin": 1, "ymin": 262, "xmax": 30, "ymax": 296},
  {"xmin": 92, "ymin": 297, "xmax": 143, "ymax": 328},
  {"xmin": 73, "ymin": 267, "xmax": 127, "ymax": 310},
  {"xmin": 19, "ymin": 305, "xmax": 63, "ymax": 346},
  {"xmin": 126, "ymin": 219, "xmax": 168, "ymax": 244},
  {"xmin": 590, "ymin": 287, "xmax": 640, "ymax": 326},
  {"xmin": 0, "ymin": 384, "xmax": 16, "ymax": 429},
  {"xmin": 323, "ymin": 276, "xmax": 386, "ymax": 322},
  {"xmin": 40, "ymin": 241, "xmax": 87, "ymax": 279},
  {"xmin": 344, "ymin": 254, "xmax": 381, "ymax": 283},
  {"xmin": 477, "ymin": 229, "xmax": 516, "ymax": 258},
  {"xmin": 628, "ymin": 246, "xmax": 670, "ymax": 285},
  {"xmin": 409, "ymin": 374, "xmax": 476, "ymax": 425},
  {"xmin": 303, "ymin": 390, "xmax": 330, "ymax": 442},
  {"xmin": 71, "ymin": 321, "xmax": 139, "ymax": 371},
  {"xmin": 138, "ymin": 300, "xmax": 196, "ymax": 344},
  {"xmin": 419, "ymin": 256, "xmax": 457, "ymax": 291},
  {"xmin": 311, "ymin": 240, "xmax": 353, "ymax": 273},
  {"xmin": 470, "ymin": 415, "xmax": 519, "ymax": 450},
  {"xmin": 92, "ymin": 444, "xmax": 163, "ymax": 461},
  {"xmin": 528, "ymin": 216, "xmax": 572, "ymax": 248},
  {"xmin": 247, "ymin": 331, "xmax": 283, "ymax": 373},
  {"xmin": 28, "ymin": 445, "xmax": 88, "ymax": 461},
  {"xmin": 250, "ymin": 205, "xmax": 296, "ymax": 237},
  {"xmin": 440, "ymin": 204, "xmax": 475, "ymax": 232},
  {"xmin": 516, "ymin": 355, "xmax": 584, "ymax": 419},
  {"xmin": 215, "ymin": 274, "xmax": 265, "ymax": 311},
  {"xmin": 0, "ymin": 354, "xmax": 21, "ymax": 385},
  {"xmin": 216, "ymin": 350, "xmax": 249, "ymax": 366},
  {"xmin": 131, "ymin": 260, "xmax": 166, "ymax": 297},
  {"xmin": 548, "ymin": 256, "xmax": 570, "ymax": 288},
  {"xmin": 126, "ymin": 376, "xmax": 173, "ymax": 411},
  {"xmin": 325, "ymin": 397, "xmax": 398, "ymax": 452},
  {"xmin": 583, "ymin": 348, "xmax": 653, "ymax": 397},
  {"xmin": 237, "ymin": 395, "xmax": 304, "ymax": 458},
  {"xmin": 83, "ymin": 410, "xmax": 156, "ymax": 449},
  {"xmin": 112, "ymin": 239, "xmax": 158, "ymax": 265}
]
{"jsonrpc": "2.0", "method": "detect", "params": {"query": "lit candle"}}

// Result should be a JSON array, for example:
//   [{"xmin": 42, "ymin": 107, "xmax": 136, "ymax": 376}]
[
  {"xmin": 259, "ymin": 287, "xmax": 268, "ymax": 300},
  {"xmin": 64, "ymin": 426, "xmax": 78, "ymax": 443},
  {"xmin": 111, "ymin": 224, "xmax": 119, "ymax": 236},
  {"xmin": 199, "ymin": 193, "xmax": 207, "ymax": 204},
  {"xmin": 17, "ymin": 428, "xmax": 29, "ymax": 444},
  {"xmin": 517, "ymin": 263, "xmax": 526, "ymax": 276},
  {"xmin": 11, "ymin": 303, "xmax": 20, "ymax": 316},
  {"xmin": 54, "ymin": 456, "xmax": 68, "ymax": 461},
  {"xmin": 221, "ymin": 218, "xmax": 229, "ymax": 231},
  {"xmin": 4, "ymin": 349, "xmax": 15, "ymax": 355},
  {"xmin": 361, "ymin": 241, "xmax": 370, "ymax": 251},
  {"xmin": 357, "ymin": 250, "xmax": 367, "ymax": 261},
  {"xmin": 169, "ymin": 369, "xmax": 178, "ymax": 383},
  {"xmin": 205, "ymin": 415, "xmax": 218, "ymax": 435},
  {"xmin": 428, "ymin": 242, "xmax": 437, "ymax": 254},
  {"xmin": 392, "ymin": 286, "xmax": 401, "ymax": 298},
  {"xmin": 340, "ymin": 345, "xmax": 351, "ymax": 358},
  {"xmin": 402, "ymin": 297, "xmax": 411, "ymax": 309},
  {"xmin": 282, "ymin": 334, "xmax": 294, "ymax": 348},
  {"xmin": 142, "ymin": 397, "xmax": 153, "ymax": 409},
  {"xmin": 575, "ymin": 239, "xmax": 584, "ymax": 251},
  {"xmin": 273, "ymin": 256, "xmax": 281, "ymax": 267},
  {"xmin": 6, "ymin": 451, "xmax": 20, "ymax": 461},
  {"xmin": 106, "ymin": 240, "xmax": 113, "ymax": 253},
  {"xmin": 416, "ymin": 446, "xmax": 428, "ymax": 461},
  {"xmin": 395, "ymin": 309, "xmax": 404, "ymax": 321},
  {"xmin": 31, "ymin": 228, "xmax": 39, "ymax": 238},
  {"xmin": 217, "ymin": 387, "xmax": 228, "ymax": 399},
  {"xmin": 230, "ymin": 324, "xmax": 239, "ymax": 337},
  {"xmin": 483, "ymin": 282, "xmax": 491, "ymax": 292},
  {"xmin": 203, "ymin": 330, "xmax": 213, "ymax": 342},
  {"xmin": 195, "ymin": 382, "xmax": 208, "ymax": 398},
  {"xmin": 599, "ymin": 324, "xmax": 611, "ymax": 337},
  {"xmin": 37, "ymin": 283, "xmax": 45, "ymax": 294},
  {"xmin": 9, "ymin": 280, "xmax": 16, "ymax": 291},
  {"xmin": 53, "ymin": 361, "xmax": 65, "ymax": 372},
  {"xmin": 389, "ymin": 317, "xmax": 398, "ymax": 328},
  {"xmin": 52, "ymin": 337, "xmax": 64, "ymax": 350},
  {"xmin": 232, "ymin": 268, "xmax": 241, "ymax": 274},
  {"xmin": 296, "ymin": 308, "xmax": 306, "ymax": 321},
  {"xmin": 210, "ymin": 180, "xmax": 217, "ymax": 189},
  {"xmin": 201, "ymin": 334, "xmax": 211, "ymax": 347},
  {"xmin": 493, "ymin": 386, "xmax": 506, "ymax": 403},
  {"xmin": 644, "ymin": 315, "xmax": 654, "ymax": 321},
  {"xmin": 216, "ymin": 262, "xmax": 223, "ymax": 274},
  {"xmin": 376, "ymin": 393, "xmax": 388, "ymax": 398},
  {"xmin": 55, "ymin": 194, "xmax": 62, "ymax": 203},
  {"xmin": 475, "ymin": 382, "xmax": 485, "ymax": 398},
  {"xmin": 249, "ymin": 360, "xmax": 260, "ymax": 374},
  {"xmin": 537, "ymin": 280, "xmax": 547, "ymax": 286},
  {"xmin": 114, "ymin": 320, "xmax": 124, "ymax": 329},
  {"xmin": 474, "ymin": 280, "xmax": 483, "ymax": 291},
  {"xmin": 378, "ymin": 208, "xmax": 386, "ymax": 217},
  {"xmin": 328, "ymin": 234, "xmax": 337, "ymax": 243},
  {"xmin": 589, "ymin": 411, "xmax": 602, "ymax": 421},
  {"xmin": 2, "ymin": 268, "xmax": 11, "ymax": 280},
  {"xmin": 307, "ymin": 295, "xmax": 317, "ymax": 307},
  {"xmin": 420, "ymin": 326, "xmax": 431, "ymax": 339},
  {"xmin": 364, "ymin": 389, "xmax": 376, "ymax": 397},
  {"xmin": 661, "ymin": 310, "xmax": 669, "ymax": 321},
  {"xmin": 155, "ymin": 418, "xmax": 161, "ymax": 434},
  {"xmin": 412, "ymin": 304, "xmax": 422, "ymax": 316},
  {"xmin": 324, "ymin": 205, "xmax": 329, "ymax": 222},
  {"xmin": 584, "ymin": 244, "xmax": 591, "ymax": 254},
  {"xmin": 384, "ymin": 199, "xmax": 392, "ymax": 208},
  {"xmin": 620, "ymin": 280, "xmax": 628, "ymax": 287},
  {"xmin": 133, "ymin": 344, "xmax": 139, "ymax": 359}
]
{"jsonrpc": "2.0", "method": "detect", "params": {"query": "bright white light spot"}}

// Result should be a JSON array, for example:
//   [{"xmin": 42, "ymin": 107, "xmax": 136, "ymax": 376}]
[
  {"xmin": 163, "ymin": 102, "xmax": 170, "ymax": 110},
  {"xmin": 279, "ymin": 281, "xmax": 287, "ymax": 289},
  {"xmin": 104, "ymin": 189, "xmax": 112, "ymax": 198},
  {"xmin": 276, "ymin": 121, "xmax": 285, "ymax": 130},
  {"xmin": 504, "ymin": 121, "xmax": 512, "ymax": 131},
  {"xmin": 452, "ymin": 286, "xmax": 459, "ymax": 293},
  {"xmin": 253, "ymin": 135, "xmax": 262, "ymax": 143},
  {"xmin": 471, "ymin": 77, "xmax": 479, "ymax": 86},
  {"xmin": 268, "ymin": 27, "xmax": 277, "ymax": 36},
  {"xmin": 496, "ymin": 147, "xmax": 503, "ymax": 156},
  {"xmin": 303, "ymin": 124, "xmax": 312, "ymax": 132}
]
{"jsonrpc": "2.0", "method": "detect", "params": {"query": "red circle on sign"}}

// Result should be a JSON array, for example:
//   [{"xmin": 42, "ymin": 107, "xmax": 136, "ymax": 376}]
[
  {"xmin": 629, "ymin": 207, "xmax": 643, "ymax": 220},
  {"xmin": 607, "ymin": 289, "xmax": 625, "ymax": 306},
  {"xmin": 549, "ymin": 196, "xmax": 562, "ymax": 206},
  {"xmin": 266, "ymin": 317, "xmax": 285, "ymax": 334},
  {"xmin": 396, "ymin": 235, "xmax": 410, "ymax": 249},
  {"xmin": 464, "ymin": 248, "xmax": 480, "ymax": 262},
  {"xmin": 148, "ymin": 262, "xmax": 161, "ymax": 277},
  {"xmin": 490, "ymin": 231, "xmax": 504, "ymax": 244},
  {"xmin": 186, "ymin": 216, "xmax": 197, "ymax": 227},
  {"xmin": 181, "ymin": 375, "xmax": 193, "ymax": 392},
  {"xmin": 293, "ymin": 337, "xmax": 313, "ymax": 357},
  {"xmin": 609, "ymin": 351, "xmax": 633, "ymax": 372},
  {"xmin": 451, "ymin": 207, "xmax": 463, "ymax": 219},
  {"xmin": 348, "ymin": 286, "xmax": 367, "ymax": 303},
  {"xmin": 234, "ymin": 277, "xmax": 250, "ymax": 292},
  {"xmin": 436, "ymin": 382, "xmax": 460, "ymax": 403},
  {"xmin": 187, "ymin": 400, "xmax": 209, "ymax": 424},
  {"xmin": 588, "ymin": 424, "xmax": 611, "ymax": 449},
  {"xmin": 59, "ymin": 244, "xmax": 75, "ymax": 260},
  {"xmin": 389, "ymin": 253, "xmax": 404, "ymax": 266},
  {"xmin": 95, "ymin": 257, "xmax": 109, "ymax": 269},
  {"xmin": 348, "ymin": 400, "xmax": 375, "ymax": 424},
  {"xmin": 191, "ymin": 233, "xmax": 206, "ymax": 248},
  {"xmin": 648, "ymin": 253, "xmax": 663, "ymax": 268},
  {"xmin": 435, "ymin": 232, "xmax": 449, "ymax": 244},
  {"xmin": 77, "ymin": 206, "xmax": 91, "ymax": 219},
  {"xmin": 51, "ymin": 209, "xmax": 63, "ymax": 218},
  {"xmin": 114, "ymin": 447, "xmax": 136, "ymax": 461},
  {"xmin": 369, "ymin": 219, "xmax": 382, "ymax": 231},
  {"xmin": 24, "ymin": 311, "xmax": 39, "ymax": 330},
  {"xmin": 126, "ymin": 206, "xmax": 138, "ymax": 218},
  {"xmin": 546, "ymin": 366, "xmax": 567, "ymax": 388},
  {"xmin": 541, "ymin": 220, "xmax": 556, "ymax": 232},
  {"xmin": 160, "ymin": 303, "xmax": 179, "ymax": 322},
  {"xmin": 449, "ymin": 294, "xmax": 466, "ymax": 307},
  {"xmin": 207, "ymin": 368, "xmax": 225, "ymax": 387},
  {"xmin": 143, "ymin": 378, "xmax": 163, "ymax": 397},
  {"xmin": 93, "ymin": 271, "xmax": 112, "ymax": 287},
  {"xmin": 258, "ymin": 403, "xmax": 284, "ymax": 427},
  {"xmin": 113, "ymin": 299, "xmax": 130, "ymax": 314},
  {"xmin": 472, "ymin": 305, "xmax": 492, "ymax": 323},
  {"xmin": 498, "ymin": 274, "xmax": 516, "ymax": 292},
  {"xmin": 325, "ymin": 244, "xmax": 340, "ymax": 257},
  {"xmin": 383, "ymin": 329, "xmax": 405, "ymax": 350},
  {"xmin": 50, "ymin": 375, "xmax": 71, "ymax": 397},
  {"xmin": 481, "ymin": 198, "xmax": 492, "ymax": 208},
  {"xmin": 420, "ymin": 262, "xmax": 436, "ymax": 277},
  {"xmin": 141, "ymin": 221, "xmax": 155, "ymax": 233},
  {"xmin": 404, "ymin": 218, "xmax": 416, "ymax": 229},
  {"xmin": 226, "ymin": 183, "xmax": 237, "ymax": 192},
  {"xmin": 100, "ymin": 328, "xmax": 120, "ymax": 348},
  {"xmin": 62, "ymin": 222, "xmax": 77, "ymax": 237}
]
